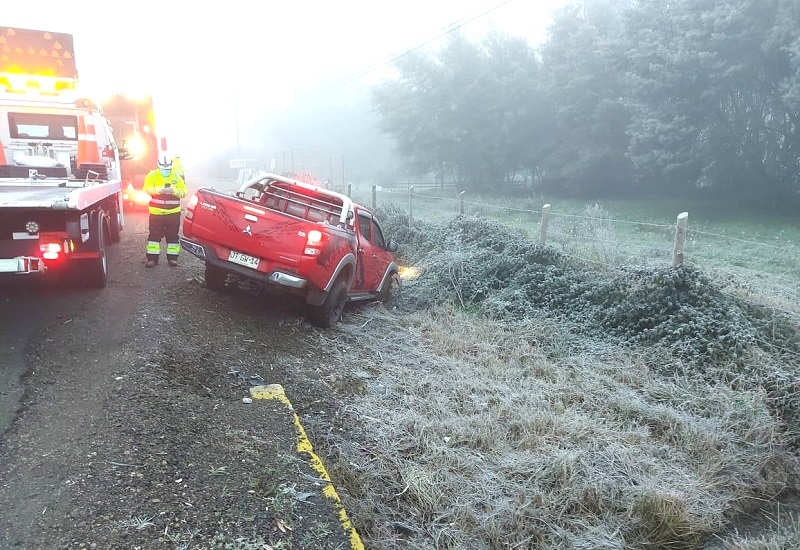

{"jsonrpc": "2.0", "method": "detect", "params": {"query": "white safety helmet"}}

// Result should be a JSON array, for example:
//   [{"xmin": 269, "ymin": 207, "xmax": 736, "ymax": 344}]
[{"xmin": 157, "ymin": 153, "xmax": 173, "ymax": 170}]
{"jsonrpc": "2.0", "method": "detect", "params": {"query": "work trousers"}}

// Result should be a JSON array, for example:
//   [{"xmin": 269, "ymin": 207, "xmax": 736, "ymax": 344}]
[{"xmin": 146, "ymin": 212, "xmax": 181, "ymax": 263}]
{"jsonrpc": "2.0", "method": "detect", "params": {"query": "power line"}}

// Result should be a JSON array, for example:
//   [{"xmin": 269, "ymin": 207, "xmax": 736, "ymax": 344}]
[{"xmin": 319, "ymin": 0, "xmax": 516, "ymax": 96}]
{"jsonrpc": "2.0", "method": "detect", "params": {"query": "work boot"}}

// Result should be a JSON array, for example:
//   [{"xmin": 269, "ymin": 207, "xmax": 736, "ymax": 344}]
[
  {"xmin": 168, "ymin": 259, "xmax": 178, "ymax": 267},
  {"xmin": 145, "ymin": 260, "xmax": 157, "ymax": 268}
]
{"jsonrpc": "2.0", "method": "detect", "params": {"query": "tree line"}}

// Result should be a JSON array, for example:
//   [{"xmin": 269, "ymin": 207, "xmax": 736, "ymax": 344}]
[{"xmin": 371, "ymin": 0, "xmax": 800, "ymax": 201}]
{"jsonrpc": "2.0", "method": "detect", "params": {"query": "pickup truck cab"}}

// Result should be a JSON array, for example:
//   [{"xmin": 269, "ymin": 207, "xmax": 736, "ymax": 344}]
[{"xmin": 180, "ymin": 172, "xmax": 400, "ymax": 327}]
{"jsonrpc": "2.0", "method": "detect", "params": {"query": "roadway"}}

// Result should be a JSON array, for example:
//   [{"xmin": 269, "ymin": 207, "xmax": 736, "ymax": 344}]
[{"xmin": 0, "ymin": 267, "xmax": 97, "ymax": 436}]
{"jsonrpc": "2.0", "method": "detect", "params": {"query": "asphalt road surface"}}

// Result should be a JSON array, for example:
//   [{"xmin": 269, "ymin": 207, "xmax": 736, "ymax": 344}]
[
  {"xmin": 0, "ymin": 253, "xmax": 112, "ymax": 437},
  {"xmin": 0, "ymin": 180, "xmax": 216, "ymax": 437}
]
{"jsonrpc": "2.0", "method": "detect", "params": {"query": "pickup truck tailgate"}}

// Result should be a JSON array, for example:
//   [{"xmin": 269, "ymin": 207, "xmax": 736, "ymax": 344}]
[{"xmin": 185, "ymin": 188, "xmax": 308, "ymax": 270}]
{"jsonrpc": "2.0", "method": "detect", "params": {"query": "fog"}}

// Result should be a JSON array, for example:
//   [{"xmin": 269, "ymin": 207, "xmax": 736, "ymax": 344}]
[{"xmin": 5, "ymin": 0, "xmax": 564, "ymax": 182}]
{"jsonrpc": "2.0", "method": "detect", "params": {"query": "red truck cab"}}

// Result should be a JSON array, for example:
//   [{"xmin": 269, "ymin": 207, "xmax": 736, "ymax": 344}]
[{"xmin": 180, "ymin": 172, "xmax": 400, "ymax": 327}]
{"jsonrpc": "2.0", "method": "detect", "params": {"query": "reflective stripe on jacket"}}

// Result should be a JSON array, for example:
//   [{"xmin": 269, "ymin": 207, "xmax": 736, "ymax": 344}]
[{"xmin": 143, "ymin": 168, "xmax": 188, "ymax": 215}]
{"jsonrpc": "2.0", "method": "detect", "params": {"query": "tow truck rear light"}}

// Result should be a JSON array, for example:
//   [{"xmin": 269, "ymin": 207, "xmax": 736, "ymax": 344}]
[
  {"xmin": 303, "ymin": 229, "xmax": 328, "ymax": 256},
  {"xmin": 40, "ymin": 242, "xmax": 62, "ymax": 260},
  {"xmin": 38, "ymin": 239, "xmax": 72, "ymax": 261}
]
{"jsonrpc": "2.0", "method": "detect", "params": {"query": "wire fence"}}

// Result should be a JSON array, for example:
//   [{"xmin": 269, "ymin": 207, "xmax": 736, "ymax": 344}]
[{"xmin": 349, "ymin": 184, "xmax": 800, "ymax": 322}]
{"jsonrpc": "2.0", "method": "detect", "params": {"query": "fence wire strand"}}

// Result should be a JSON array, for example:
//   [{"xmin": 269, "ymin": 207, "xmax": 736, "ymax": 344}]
[
  {"xmin": 687, "ymin": 228, "xmax": 799, "ymax": 254},
  {"xmin": 549, "ymin": 211, "xmax": 674, "ymax": 229},
  {"xmin": 547, "ymin": 230, "xmax": 661, "ymax": 255}
]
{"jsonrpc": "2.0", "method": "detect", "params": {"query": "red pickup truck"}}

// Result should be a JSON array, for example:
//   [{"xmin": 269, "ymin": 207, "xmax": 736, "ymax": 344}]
[{"xmin": 180, "ymin": 172, "xmax": 400, "ymax": 327}]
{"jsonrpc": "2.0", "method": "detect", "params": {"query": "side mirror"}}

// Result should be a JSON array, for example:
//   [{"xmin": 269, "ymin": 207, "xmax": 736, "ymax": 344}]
[{"xmin": 386, "ymin": 240, "xmax": 399, "ymax": 253}]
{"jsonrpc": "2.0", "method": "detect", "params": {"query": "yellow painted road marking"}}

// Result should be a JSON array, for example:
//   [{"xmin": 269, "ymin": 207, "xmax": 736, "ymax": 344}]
[{"xmin": 250, "ymin": 384, "xmax": 365, "ymax": 550}]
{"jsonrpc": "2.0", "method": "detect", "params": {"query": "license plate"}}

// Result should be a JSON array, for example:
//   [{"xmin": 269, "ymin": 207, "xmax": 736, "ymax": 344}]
[{"xmin": 228, "ymin": 250, "xmax": 260, "ymax": 269}]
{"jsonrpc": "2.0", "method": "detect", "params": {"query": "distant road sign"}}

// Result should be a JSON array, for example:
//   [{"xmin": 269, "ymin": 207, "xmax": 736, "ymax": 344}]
[{"xmin": 229, "ymin": 159, "xmax": 247, "ymax": 169}]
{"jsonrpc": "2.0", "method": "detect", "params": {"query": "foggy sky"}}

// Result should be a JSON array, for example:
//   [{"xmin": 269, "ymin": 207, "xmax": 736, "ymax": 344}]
[{"xmin": 5, "ymin": 0, "xmax": 566, "ymax": 167}]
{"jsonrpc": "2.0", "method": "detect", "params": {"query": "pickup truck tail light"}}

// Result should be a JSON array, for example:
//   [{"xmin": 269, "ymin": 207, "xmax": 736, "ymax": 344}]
[
  {"xmin": 303, "ymin": 229, "xmax": 329, "ymax": 257},
  {"xmin": 185, "ymin": 194, "xmax": 198, "ymax": 220}
]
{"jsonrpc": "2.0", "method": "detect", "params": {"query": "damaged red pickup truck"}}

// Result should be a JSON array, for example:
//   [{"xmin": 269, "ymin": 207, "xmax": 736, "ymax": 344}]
[{"xmin": 180, "ymin": 173, "xmax": 400, "ymax": 327}]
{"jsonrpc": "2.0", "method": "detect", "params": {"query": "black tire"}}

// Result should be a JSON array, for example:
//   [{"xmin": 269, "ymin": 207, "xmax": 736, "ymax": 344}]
[
  {"xmin": 82, "ymin": 213, "xmax": 108, "ymax": 288},
  {"xmin": 306, "ymin": 278, "xmax": 348, "ymax": 328},
  {"xmin": 377, "ymin": 272, "xmax": 401, "ymax": 309},
  {"xmin": 205, "ymin": 263, "xmax": 227, "ymax": 291},
  {"xmin": 109, "ymin": 201, "xmax": 123, "ymax": 243}
]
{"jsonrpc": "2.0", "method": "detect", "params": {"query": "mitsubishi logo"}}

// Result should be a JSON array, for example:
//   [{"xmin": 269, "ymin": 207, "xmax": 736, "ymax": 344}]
[{"xmin": 242, "ymin": 225, "xmax": 252, "ymax": 236}]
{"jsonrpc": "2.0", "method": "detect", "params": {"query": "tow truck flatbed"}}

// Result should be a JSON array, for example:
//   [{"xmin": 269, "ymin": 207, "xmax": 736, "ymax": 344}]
[{"xmin": 0, "ymin": 179, "xmax": 121, "ymax": 210}]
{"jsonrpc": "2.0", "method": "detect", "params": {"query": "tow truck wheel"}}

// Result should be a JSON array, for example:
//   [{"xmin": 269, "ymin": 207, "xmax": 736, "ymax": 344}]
[
  {"xmin": 82, "ymin": 213, "xmax": 108, "ymax": 288},
  {"xmin": 109, "ymin": 205, "xmax": 123, "ymax": 243},
  {"xmin": 306, "ymin": 278, "xmax": 348, "ymax": 328},
  {"xmin": 204, "ymin": 263, "xmax": 227, "ymax": 291}
]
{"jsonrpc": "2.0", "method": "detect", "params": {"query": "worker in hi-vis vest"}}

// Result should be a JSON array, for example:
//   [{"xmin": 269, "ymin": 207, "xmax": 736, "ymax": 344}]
[{"xmin": 142, "ymin": 153, "xmax": 187, "ymax": 268}]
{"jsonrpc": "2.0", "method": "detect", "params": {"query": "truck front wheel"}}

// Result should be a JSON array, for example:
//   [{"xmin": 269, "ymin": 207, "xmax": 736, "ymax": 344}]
[
  {"xmin": 377, "ymin": 272, "xmax": 401, "ymax": 309},
  {"xmin": 306, "ymin": 278, "xmax": 348, "ymax": 328}
]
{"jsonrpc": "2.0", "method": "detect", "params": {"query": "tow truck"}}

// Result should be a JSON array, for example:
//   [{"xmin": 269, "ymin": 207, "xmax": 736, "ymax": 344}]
[
  {"xmin": 0, "ymin": 26, "xmax": 124, "ymax": 287},
  {"xmin": 103, "ymin": 93, "xmax": 161, "ymax": 210}
]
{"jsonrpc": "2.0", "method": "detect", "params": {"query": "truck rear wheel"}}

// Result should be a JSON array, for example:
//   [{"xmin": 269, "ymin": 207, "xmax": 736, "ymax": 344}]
[
  {"xmin": 109, "ymin": 202, "xmax": 123, "ymax": 243},
  {"xmin": 205, "ymin": 263, "xmax": 227, "ymax": 291},
  {"xmin": 306, "ymin": 278, "xmax": 348, "ymax": 328},
  {"xmin": 82, "ymin": 213, "xmax": 109, "ymax": 288}
]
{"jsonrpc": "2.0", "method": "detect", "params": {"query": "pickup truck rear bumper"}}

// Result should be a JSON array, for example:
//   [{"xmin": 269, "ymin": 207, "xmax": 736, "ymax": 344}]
[{"xmin": 180, "ymin": 236, "xmax": 307, "ymax": 290}]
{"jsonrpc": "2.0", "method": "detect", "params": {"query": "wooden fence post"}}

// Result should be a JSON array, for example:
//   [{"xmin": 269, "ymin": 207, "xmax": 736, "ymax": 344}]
[
  {"xmin": 672, "ymin": 211, "xmax": 689, "ymax": 267},
  {"xmin": 408, "ymin": 185, "xmax": 414, "ymax": 227},
  {"xmin": 459, "ymin": 191, "xmax": 465, "ymax": 215},
  {"xmin": 539, "ymin": 204, "xmax": 551, "ymax": 245},
  {"xmin": 371, "ymin": 185, "xmax": 377, "ymax": 211}
]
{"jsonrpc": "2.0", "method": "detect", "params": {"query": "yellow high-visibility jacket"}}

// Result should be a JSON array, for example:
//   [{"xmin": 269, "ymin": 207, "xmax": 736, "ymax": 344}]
[
  {"xmin": 143, "ymin": 168, "xmax": 188, "ymax": 215},
  {"xmin": 173, "ymin": 156, "xmax": 186, "ymax": 182}
]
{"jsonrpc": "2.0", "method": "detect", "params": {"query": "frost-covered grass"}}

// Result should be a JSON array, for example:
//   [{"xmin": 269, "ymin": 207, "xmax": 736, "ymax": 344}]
[
  {"xmin": 335, "ymin": 306, "xmax": 799, "ymax": 549},
  {"xmin": 324, "ymin": 205, "xmax": 800, "ymax": 550}
]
